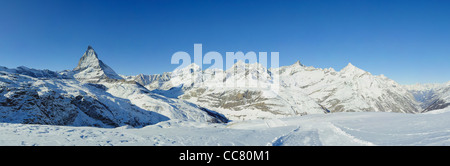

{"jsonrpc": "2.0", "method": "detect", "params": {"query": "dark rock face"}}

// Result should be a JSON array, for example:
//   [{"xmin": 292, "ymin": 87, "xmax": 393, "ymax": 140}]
[
  {"xmin": 70, "ymin": 95, "xmax": 119, "ymax": 127},
  {"xmin": 0, "ymin": 86, "xmax": 164, "ymax": 128},
  {"xmin": 0, "ymin": 88, "xmax": 78, "ymax": 126},
  {"xmin": 423, "ymin": 99, "xmax": 450, "ymax": 113},
  {"xmin": 198, "ymin": 107, "xmax": 229, "ymax": 123}
]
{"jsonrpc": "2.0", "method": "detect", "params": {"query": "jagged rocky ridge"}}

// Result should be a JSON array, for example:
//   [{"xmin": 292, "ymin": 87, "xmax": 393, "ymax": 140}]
[
  {"xmin": 126, "ymin": 59, "xmax": 441, "ymax": 120},
  {"xmin": 0, "ymin": 46, "xmax": 228, "ymax": 128},
  {"xmin": 1, "ymin": 46, "xmax": 448, "ymax": 127}
]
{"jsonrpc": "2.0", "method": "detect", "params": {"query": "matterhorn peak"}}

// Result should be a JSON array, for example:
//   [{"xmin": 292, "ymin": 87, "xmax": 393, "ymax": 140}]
[
  {"xmin": 74, "ymin": 46, "xmax": 100, "ymax": 71},
  {"xmin": 73, "ymin": 46, "xmax": 122, "ymax": 81}
]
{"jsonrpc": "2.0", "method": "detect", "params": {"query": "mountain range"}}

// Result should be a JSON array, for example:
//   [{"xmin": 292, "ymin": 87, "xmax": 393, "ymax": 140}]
[{"xmin": 1, "ymin": 46, "xmax": 448, "ymax": 127}]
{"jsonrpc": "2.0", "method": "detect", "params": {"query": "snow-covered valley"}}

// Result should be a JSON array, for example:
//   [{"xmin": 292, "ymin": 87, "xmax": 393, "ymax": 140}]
[{"xmin": 1, "ymin": 107, "xmax": 449, "ymax": 146}]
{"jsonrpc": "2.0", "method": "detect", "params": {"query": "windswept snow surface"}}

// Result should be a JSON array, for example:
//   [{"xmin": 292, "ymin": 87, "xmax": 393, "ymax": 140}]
[{"xmin": 1, "ymin": 107, "xmax": 449, "ymax": 146}]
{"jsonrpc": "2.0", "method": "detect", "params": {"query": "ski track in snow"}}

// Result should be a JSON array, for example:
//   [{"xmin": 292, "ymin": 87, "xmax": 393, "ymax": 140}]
[
  {"xmin": 264, "ymin": 118, "xmax": 287, "ymax": 128},
  {"xmin": 0, "ymin": 109, "xmax": 449, "ymax": 146},
  {"xmin": 267, "ymin": 122, "xmax": 375, "ymax": 146},
  {"xmin": 326, "ymin": 123, "xmax": 376, "ymax": 146}
]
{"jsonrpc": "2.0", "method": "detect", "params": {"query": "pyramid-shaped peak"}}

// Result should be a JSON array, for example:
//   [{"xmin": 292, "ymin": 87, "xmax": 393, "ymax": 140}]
[
  {"xmin": 340, "ymin": 62, "xmax": 367, "ymax": 75},
  {"xmin": 73, "ymin": 46, "xmax": 122, "ymax": 80},
  {"xmin": 74, "ymin": 46, "xmax": 101, "ymax": 71},
  {"xmin": 85, "ymin": 45, "xmax": 98, "ymax": 58},
  {"xmin": 342, "ymin": 62, "xmax": 357, "ymax": 70},
  {"xmin": 346, "ymin": 62, "xmax": 355, "ymax": 67}
]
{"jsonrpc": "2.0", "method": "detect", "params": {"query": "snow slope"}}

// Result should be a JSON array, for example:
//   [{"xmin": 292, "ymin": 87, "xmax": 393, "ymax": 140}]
[
  {"xmin": 1, "ymin": 107, "xmax": 449, "ymax": 146},
  {"xmin": 0, "ymin": 46, "xmax": 227, "ymax": 128}
]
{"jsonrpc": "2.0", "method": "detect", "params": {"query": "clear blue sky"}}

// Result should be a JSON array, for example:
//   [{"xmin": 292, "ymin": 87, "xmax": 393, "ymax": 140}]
[{"xmin": 0, "ymin": 0, "xmax": 449, "ymax": 84}]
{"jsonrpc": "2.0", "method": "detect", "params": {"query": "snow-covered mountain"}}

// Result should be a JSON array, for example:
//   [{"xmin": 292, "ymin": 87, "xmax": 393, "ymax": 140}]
[
  {"xmin": 1, "ymin": 46, "xmax": 448, "ymax": 128},
  {"xmin": 276, "ymin": 62, "xmax": 420, "ymax": 113},
  {"xmin": 73, "ymin": 45, "xmax": 123, "ymax": 81},
  {"xmin": 0, "ymin": 46, "xmax": 227, "ymax": 128},
  {"xmin": 404, "ymin": 81, "xmax": 450, "ymax": 112},
  {"xmin": 176, "ymin": 61, "xmax": 327, "ymax": 120},
  {"xmin": 127, "ymin": 59, "xmax": 423, "ymax": 121}
]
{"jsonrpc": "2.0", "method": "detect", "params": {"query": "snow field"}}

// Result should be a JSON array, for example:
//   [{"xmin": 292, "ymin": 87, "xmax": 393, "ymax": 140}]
[{"xmin": 1, "ymin": 107, "xmax": 449, "ymax": 146}]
